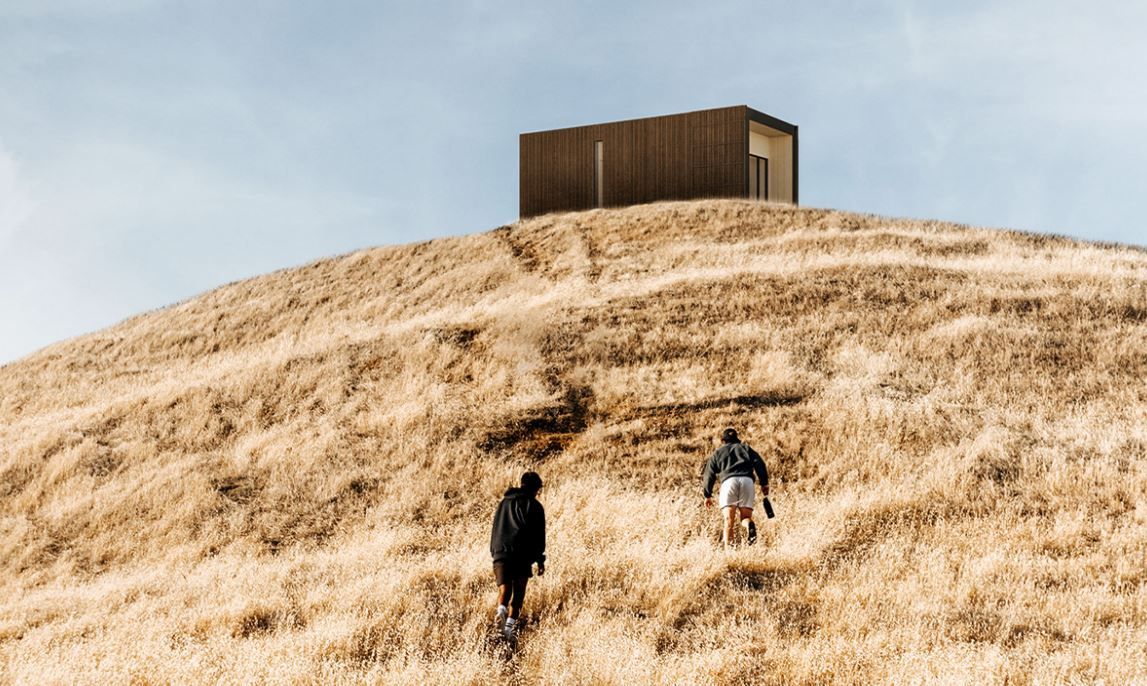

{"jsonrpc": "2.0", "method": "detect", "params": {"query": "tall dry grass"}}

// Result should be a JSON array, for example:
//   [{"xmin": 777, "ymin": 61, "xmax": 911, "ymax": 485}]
[{"xmin": 1, "ymin": 200, "xmax": 1145, "ymax": 684}]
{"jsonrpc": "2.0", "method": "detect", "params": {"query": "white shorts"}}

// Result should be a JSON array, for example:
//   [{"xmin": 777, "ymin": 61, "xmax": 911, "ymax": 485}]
[{"xmin": 718, "ymin": 476, "xmax": 756, "ymax": 509}]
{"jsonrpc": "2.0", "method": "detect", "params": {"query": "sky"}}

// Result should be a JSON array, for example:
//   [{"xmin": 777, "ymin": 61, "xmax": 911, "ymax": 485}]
[{"xmin": 1, "ymin": 0, "xmax": 1145, "ymax": 364}]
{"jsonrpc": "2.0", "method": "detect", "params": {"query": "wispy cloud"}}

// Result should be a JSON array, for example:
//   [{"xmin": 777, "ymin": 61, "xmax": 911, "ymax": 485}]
[{"xmin": 1, "ymin": 1, "xmax": 1144, "ymax": 363}]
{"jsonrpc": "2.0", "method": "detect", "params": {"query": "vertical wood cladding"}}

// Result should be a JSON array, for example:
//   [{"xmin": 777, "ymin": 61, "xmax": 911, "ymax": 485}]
[{"xmin": 520, "ymin": 106, "xmax": 748, "ymax": 218}]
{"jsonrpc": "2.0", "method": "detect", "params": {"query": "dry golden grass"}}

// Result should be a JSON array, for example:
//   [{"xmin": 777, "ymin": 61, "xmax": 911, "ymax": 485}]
[{"xmin": 2, "ymin": 199, "xmax": 1146, "ymax": 685}]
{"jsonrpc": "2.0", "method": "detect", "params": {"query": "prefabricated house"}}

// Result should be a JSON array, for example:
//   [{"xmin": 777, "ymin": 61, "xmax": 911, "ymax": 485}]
[{"xmin": 519, "ymin": 105, "xmax": 797, "ymax": 219}]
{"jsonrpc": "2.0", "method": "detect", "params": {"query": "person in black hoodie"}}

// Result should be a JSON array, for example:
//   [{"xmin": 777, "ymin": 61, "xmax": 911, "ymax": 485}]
[
  {"xmin": 701, "ymin": 427, "xmax": 769, "ymax": 549},
  {"xmin": 489, "ymin": 471, "xmax": 546, "ymax": 640}
]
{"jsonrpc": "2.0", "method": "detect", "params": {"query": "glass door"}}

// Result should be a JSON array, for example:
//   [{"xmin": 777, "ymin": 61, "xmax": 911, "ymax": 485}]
[{"xmin": 749, "ymin": 154, "xmax": 768, "ymax": 200}]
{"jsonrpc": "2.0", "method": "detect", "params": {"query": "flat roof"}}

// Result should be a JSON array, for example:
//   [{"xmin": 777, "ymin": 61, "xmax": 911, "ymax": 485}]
[
  {"xmin": 746, "ymin": 107, "xmax": 797, "ymax": 136},
  {"xmin": 521, "ymin": 105, "xmax": 796, "ymax": 137}
]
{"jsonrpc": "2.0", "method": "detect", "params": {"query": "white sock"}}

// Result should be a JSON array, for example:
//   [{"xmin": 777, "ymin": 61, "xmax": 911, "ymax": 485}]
[
  {"xmin": 496, "ymin": 605, "xmax": 507, "ymax": 617},
  {"xmin": 505, "ymin": 617, "xmax": 517, "ymax": 628}
]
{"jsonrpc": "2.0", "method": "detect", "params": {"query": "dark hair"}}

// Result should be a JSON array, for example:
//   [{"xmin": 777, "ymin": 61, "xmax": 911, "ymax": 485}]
[
  {"xmin": 721, "ymin": 428, "xmax": 739, "ymax": 444},
  {"xmin": 521, "ymin": 471, "xmax": 543, "ymax": 493}
]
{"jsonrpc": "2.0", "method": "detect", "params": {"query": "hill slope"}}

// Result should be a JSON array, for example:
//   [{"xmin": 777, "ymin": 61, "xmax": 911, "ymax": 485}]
[{"xmin": 2, "ymin": 200, "xmax": 1146, "ymax": 684}]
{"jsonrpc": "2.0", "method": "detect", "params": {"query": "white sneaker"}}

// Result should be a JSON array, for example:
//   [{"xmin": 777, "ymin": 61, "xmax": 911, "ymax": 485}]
[
  {"xmin": 495, "ymin": 606, "xmax": 507, "ymax": 626},
  {"xmin": 502, "ymin": 617, "xmax": 518, "ymax": 641}
]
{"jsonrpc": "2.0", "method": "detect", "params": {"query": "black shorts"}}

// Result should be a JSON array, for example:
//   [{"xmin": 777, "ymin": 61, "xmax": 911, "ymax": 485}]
[{"xmin": 493, "ymin": 559, "xmax": 533, "ymax": 584}]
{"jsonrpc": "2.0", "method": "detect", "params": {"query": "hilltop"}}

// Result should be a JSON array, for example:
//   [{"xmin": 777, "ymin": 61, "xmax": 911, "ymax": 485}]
[{"xmin": 1, "ymin": 200, "xmax": 1145, "ymax": 684}]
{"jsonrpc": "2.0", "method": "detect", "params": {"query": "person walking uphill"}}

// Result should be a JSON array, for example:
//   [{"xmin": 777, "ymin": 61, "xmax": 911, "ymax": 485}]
[
  {"xmin": 490, "ymin": 471, "xmax": 546, "ymax": 641},
  {"xmin": 702, "ymin": 428, "xmax": 769, "ymax": 549}
]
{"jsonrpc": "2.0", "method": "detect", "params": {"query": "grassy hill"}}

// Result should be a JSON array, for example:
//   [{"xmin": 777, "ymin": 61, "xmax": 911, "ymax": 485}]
[{"xmin": 1, "ymin": 200, "xmax": 1145, "ymax": 685}]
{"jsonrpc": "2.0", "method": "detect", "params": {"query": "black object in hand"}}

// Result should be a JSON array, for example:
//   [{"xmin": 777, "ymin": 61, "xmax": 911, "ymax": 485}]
[{"xmin": 762, "ymin": 497, "xmax": 775, "ymax": 519}]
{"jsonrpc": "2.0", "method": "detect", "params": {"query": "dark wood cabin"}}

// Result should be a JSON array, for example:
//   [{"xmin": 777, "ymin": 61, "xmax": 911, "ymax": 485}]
[{"xmin": 519, "ymin": 105, "xmax": 797, "ymax": 218}]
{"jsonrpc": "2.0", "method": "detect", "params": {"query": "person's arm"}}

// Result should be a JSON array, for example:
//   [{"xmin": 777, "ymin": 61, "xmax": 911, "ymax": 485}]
[
  {"xmin": 490, "ymin": 500, "xmax": 503, "ymax": 557},
  {"xmin": 701, "ymin": 454, "xmax": 718, "ymax": 505},
  {"xmin": 535, "ymin": 503, "xmax": 546, "ymax": 575},
  {"xmin": 750, "ymin": 447, "xmax": 769, "ymax": 496}
]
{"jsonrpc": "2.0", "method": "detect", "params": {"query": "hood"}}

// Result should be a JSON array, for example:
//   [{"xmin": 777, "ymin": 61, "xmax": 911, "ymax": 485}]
[{"xmin": 503, "ymin": 487, "xmax": 535, "ymax": 499}]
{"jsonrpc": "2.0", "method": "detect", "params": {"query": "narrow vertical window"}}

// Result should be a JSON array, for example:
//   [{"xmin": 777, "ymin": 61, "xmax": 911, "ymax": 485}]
[
  {"xmin": 749, "ymin": 155, "xmax": 769, "ymax": 200},
  {"xmin": 760, "ymin": 157, "xmax": 769, "ymax": 200},
  {"xmin": 594, "ymin": 140, "xmax": 604, "ymax": 208}
]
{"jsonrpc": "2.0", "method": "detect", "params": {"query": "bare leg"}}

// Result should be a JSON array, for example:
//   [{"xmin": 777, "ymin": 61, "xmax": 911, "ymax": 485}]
[
  {"xmin": 738, "ymin": 507, "xmax": 756, "ymax": 544},
  {"xmin": 723, "ymin": 506, "xmax": 739, "ymax": 549}
]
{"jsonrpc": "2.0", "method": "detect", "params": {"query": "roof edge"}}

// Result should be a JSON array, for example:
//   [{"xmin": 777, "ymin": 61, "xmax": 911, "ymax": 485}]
[
  {"xmin": 746, "ymin": 107, "xmax": 797, "ymax": 135},
  {"xmin": 522, "ymin": 105, "xmax": 778, "ymax": 136}
]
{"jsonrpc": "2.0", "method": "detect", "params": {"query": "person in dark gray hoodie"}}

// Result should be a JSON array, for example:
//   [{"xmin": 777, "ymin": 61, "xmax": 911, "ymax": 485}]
[
  {"xmin": 489, "ymin": 471, "xmax": 546, "ymax": 640},
  {"xmin": 701, "ymin": 428, "xmax": 769, "ymax": 549}
]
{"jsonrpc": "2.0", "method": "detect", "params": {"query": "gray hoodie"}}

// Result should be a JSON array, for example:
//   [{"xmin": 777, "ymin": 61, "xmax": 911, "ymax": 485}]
[{"xmin": 701, "ymin": 441, "xmax": 769, "ymax": 498}]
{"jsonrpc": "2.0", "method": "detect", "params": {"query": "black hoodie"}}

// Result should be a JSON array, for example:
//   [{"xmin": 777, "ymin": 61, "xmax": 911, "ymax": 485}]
[{"xmin": 489, "ymin": 487, "xmax": 546, "ymax": 565}]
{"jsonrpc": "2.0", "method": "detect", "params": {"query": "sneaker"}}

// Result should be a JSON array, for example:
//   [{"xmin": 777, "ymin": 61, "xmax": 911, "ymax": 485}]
[
  {"xmin": 495, "ymin": 605, "xmax": 507, "ymax": 626},
  {"xmin": 746, "ymin": 520, "xmax": 757, "ymax": 545},
  {"xmin": 502, "ymin": 617, "xmax": 518, "ymax": 641}
]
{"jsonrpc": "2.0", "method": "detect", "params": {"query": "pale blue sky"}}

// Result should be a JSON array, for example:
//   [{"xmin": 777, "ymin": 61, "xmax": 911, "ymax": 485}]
[{"xmin": 1, "ymin": 0, "xmax": 1145, "ymax": 363}]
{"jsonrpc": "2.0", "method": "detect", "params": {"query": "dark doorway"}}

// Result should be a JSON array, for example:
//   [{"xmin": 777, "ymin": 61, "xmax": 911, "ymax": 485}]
[{"xmin": 749, "ymin": 154, "xmax": 768, "ymax": 200}]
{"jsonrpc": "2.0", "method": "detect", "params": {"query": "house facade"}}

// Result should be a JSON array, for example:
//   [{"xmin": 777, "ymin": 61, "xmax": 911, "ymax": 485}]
[{"xmin": 519, "ymin": 105, "xmax": 797, "ymax": 219}]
